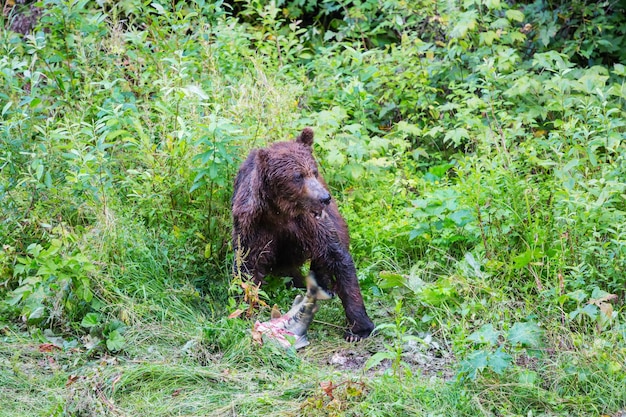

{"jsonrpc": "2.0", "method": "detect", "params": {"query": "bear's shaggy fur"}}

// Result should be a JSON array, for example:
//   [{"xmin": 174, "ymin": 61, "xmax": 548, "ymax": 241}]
[{"xmin": 232, "ymin": 128, "xmax": 375, "ymax": 340}]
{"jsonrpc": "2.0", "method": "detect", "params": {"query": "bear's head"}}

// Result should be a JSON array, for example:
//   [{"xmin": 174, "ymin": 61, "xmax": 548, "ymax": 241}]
[{"xmin": 257, "ymin": 128, "xmax": 331, "ymax": 219}]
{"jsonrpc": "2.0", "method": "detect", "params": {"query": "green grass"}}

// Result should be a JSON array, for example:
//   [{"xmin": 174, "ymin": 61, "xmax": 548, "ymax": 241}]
[{"xmin": 3, "ymin": 311, "xmax": 625, "ymax": 416}]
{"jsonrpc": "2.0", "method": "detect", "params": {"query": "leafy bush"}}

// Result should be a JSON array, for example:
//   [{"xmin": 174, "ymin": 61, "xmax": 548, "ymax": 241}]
[
  {"xmin": 7, "ymin": 239, "xmax": 95, "ymax": 328},
  {"xmin": 1, "ymin": 1, "xmax": 626, "ymax": 415}
]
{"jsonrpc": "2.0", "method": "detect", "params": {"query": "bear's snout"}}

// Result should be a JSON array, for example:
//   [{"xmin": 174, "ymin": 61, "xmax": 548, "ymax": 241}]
[
  {"xmin": 303, "ymin": 177, "xmax": 332, "ymax": 217},
  {"xmin": 305, "ymin": 178, "xmax": 330, "ymax": 202}
]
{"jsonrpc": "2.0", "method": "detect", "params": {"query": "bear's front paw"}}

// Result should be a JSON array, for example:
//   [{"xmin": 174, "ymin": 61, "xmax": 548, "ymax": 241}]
[{"xmin": 344, "ymin": 325, "xmax": 374, "ymax": 342}]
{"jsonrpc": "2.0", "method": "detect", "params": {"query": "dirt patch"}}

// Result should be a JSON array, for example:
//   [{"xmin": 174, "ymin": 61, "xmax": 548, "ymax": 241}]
[
  {"xmin": 327, "ymin": 349, "xmax": 369, "ymax": 372},
  {"xmin": 307, "ymin": 333, "xmax": 456, "ymax": 380}
]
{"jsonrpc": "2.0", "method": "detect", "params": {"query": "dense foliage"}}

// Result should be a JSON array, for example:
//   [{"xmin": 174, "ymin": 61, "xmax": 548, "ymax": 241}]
[{"xmin": 1, "ymin": 0, "xmax": 625, "ymax": 415}]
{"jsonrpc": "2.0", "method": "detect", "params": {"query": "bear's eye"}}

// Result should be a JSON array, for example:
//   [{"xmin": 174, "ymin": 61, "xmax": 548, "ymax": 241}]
[
  {"xmin": 293, "ymin": 173, "xmax": 304, "ymax": 183},
  {"xmin": 313, "ymin": 170, "xmax": 319, "ymax": 178}
]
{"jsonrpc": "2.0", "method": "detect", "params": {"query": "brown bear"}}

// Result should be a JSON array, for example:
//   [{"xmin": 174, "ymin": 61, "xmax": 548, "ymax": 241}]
[{"xmin": 231, "ymin": 127, "xmax": 375, "ymax": 341}]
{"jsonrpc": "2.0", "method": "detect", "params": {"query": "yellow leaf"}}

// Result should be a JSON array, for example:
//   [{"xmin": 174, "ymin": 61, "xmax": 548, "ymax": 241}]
[{"xmin": 598, "ymin": 302, "xmax": 613, "ymax": 319}]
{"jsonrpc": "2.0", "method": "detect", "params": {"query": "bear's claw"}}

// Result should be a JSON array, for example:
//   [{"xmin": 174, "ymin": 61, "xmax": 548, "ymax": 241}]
[{"xmin": 344, "ymin": 330, "xmax": 370, "ymax": 343}]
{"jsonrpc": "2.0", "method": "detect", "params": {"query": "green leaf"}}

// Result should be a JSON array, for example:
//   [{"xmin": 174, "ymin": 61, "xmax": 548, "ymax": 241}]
[
  {"xmin": 506, "ymin": 322, "xmax": 543, "ymax": 348},
  {"xmin": 29, "ymin": 306, "xmax": 45, "ymax": 321},
  {"xmin": 365, "ymin": 351, "xmax": 396, "ymax": 370},
  {"xmin": 428, "ymin": 163, "xmax": 454, "ymax": 178},
  {"xmin": 483, "ymin": 0, "xmax": 501, "ymax": 9},
  {"xmin": 151, "ymin": 3, "xmax": 166, "ymax": 14},
  {"xmin": 518, "ymin": 370, "xmax": 538, "ymax": 385},
  {"xmin": 396, "ymin": 121, "xmax": 421, "ymax": 136},
  {"xmin": 464, "ymin": 252, "xmax": 484, "ymax": 278},
  {"xmin": 373, "ymin": 323, "xmax": 398, "ymax": 333},
  {"xmin": 505, "ymin": 9, "xmax": 524, "ymax": 22},
  {"xmin": 579, "ymin": 304, "xmax": 599, "ymax": 320},
  {"xmin": 448, "ymin": 209, "xmax": 473, "ymax": 227},
  {"xmin": 479, "ymin": 31, "xmax": 498, "ymax": 46},
  {"xmin": 566, "ymin": 290, "xmax": 588, "ymax": 303},
  {"xmin": 106, "ymin": 330, "xmax": 125, "ymax": 352},
  {"xmin": 443, "ymin": 128, "xmax": 470, "ymax": 146},
  {"xmin": 450, "ymin": 11, "xmax": 477, "ymax": 39},
  {"xmin": 81, "ymin": 313, "xmax": 101, "ymax": 328},
  {"xmin": 326, "ymin": 148, "xmax": 346, "ymax": 166},
  {"xmin": 488, "ymin": 348, "xmax": 512, "ymax": 374},
  {"xmin": 183, "ymin": 84, "xmax": 209, "ymax": 100},
  {"xmin": 459, "ymin": 350, "xmax": 489, "ymax": 380},
  {"xmin": 378, "ymin": 271, "xmax": 407, "ymax": 289},
  {"xmin": 346, "ymin": 163, "xmax": 364, "ymax": 179},
  {"xmin": 1, "ymin": 101, "xmax": 12, "ymax": 116},
  {"xmin": 613, "ymin": 63, "xmax": 626, "ymax": 76},
  {"xmin": 512, "ymin": 248, "xmax": 542, "ymax": 269},
  {"xmin": 467, "ymin": 324, "xmax": 500, "ymax": 346}
]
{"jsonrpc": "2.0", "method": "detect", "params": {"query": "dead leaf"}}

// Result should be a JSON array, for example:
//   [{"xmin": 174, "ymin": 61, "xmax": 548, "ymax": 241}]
[
  {"xmin": 588, "ymin": 293, "xmax": 618, "ymax": 320},
  {"xmin": 588, "ymin": 293, "xmax": 618, "ymax": 306},
  {"xmin": 228, "ymin": 309, "xmax": 244, "ymax": 319},
  {"xmin": 320, "ymin": 381, "xmax": 335, "ymax": 400},
  {"xmin": 39, "ymin": 343, "xmax": 61, "ymax": 352},
  {"xmin": 66, "ymin": 375, "xmax": 80, "ymax": 387},
  {"xmin": 598, "ymin": 302, "xmax": 614, "ymax": 320}
]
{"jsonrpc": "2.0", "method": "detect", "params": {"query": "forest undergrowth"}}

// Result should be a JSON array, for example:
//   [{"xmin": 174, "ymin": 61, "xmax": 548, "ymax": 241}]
[{"xmin": 1, "ymin": 0, "xmax": 626, "ymax": 415}]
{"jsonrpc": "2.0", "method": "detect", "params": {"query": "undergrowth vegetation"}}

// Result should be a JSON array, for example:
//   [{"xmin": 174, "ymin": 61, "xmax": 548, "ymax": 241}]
[{"xmin": 1, "ymin": 0, "xmax": 625, "ymax": 415}]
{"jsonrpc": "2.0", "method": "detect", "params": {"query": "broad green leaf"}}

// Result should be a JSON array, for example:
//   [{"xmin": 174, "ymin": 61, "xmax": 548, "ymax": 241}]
[
  {"xmin": 614, "ymin": 63, "xmax": 626, "ymax": 76},
  {"xmin": 512, "ymin": 248, "xmax": 542, "ymax": 269},
  {"xmin": 509, "ymin": 31, "xmax": 527, "ymax": 43},
  {"xmin": 326, "ymin": 149, "xmax": 346, "ymax": 166},
  {"xmin": 449, "ymin": 209, "xmax": 473, "ymax": 227},
  {"xmin": 28, "ymin": 306, "xmax": 45, "ymax": 320},
  {"xmin": 464, "ymin": 252, "xmax": 483, "ymax": 278},
  {"xmin": 106, "ymin": 330, "xmax": 126, "ymax": 352},
  {"xmin": 428, "ymin": 163, "xmax": 454, "ymax": 178},
  {"xmin": 483, "ymin": 0, "xmax": 500, "ymax": 9},
  {"xmin": 346, "ymin": 163, "xmax": 364, "ymax": 179},
  {"xmin": 378, "ymin": 271, "xmax": 407, "ymax": 289},
  {"xmin": 450, "ymin": 11, "xmax": 477, "ymax": 39},
  {"xmin": 467, "ymin": 324, "xmax": 500, "ymax": 346},
  {"xmin": 396, "ymin": 121, "xmax": 421, "ymax": 136},
  {"xmin": 561, "ymin": 158, "xmax": 579, "ymax": 173},
  {"xmin": 580, "ymin": 304, "xmax": 599, "ymax": 319},
  {"xmin": 6, "ymin": 292, "xmax": 25, "ymax": 306},
  {"xmin": 590, "ymin": 288, "xmax": 614, "ymax": 301},
  {"xmin": 444, "ymin": 128, "xmax": 470, "ymax": 146},
  {"xmin": 81, "ymin": 313, "xmax": 101, "ymax": 328},
  {"xmin": 512, "ymin": 250, "xmax": 532, "ymax": 269},
  {"xmin": 505, "ymin": 9, "xmax": 524, "ymax": 22},
  {"xmin": 518, "ymin": 370, "xmax": 538, "ymax": 385},
  {"xmin": 151, "ymin": 3, "xmax": 166, "ymax": 14},
  {"xmin": 479, "ymin": 31, "xmax": 498, "ymax": 46},
  {"xmin": 566, "ymin": 290, "xmax": 588, "ymax": 303},
  {"xmin": 507, "ymin": 322, "xmax": 543, "ymax": 348},
  {"xmin": 183, "ymin": 84, "xmax": 209, "ymax": 100},
  {"xmin": 488, "ymin": 348, "xmax": 512, "ymax": 374},
  {"xmin": 1, "ymin": 101, "xmax": 12, "ymax": 116},
  {"xmin": 459, "ymin": 350, "xmax": 489, "ymax": 380},
  {"xmin": 372, "ymin": 323, "xmax": 398, "ymax": 332}
]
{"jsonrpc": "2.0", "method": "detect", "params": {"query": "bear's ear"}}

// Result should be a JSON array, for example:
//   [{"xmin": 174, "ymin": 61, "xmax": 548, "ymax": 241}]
[
  {"xmin": 256, "ymin": 148, "xmax": 268, "ymax": 168},
  {"xmin": 296, "ymin": 127, "xmax": 314, "ymax": 147}
]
